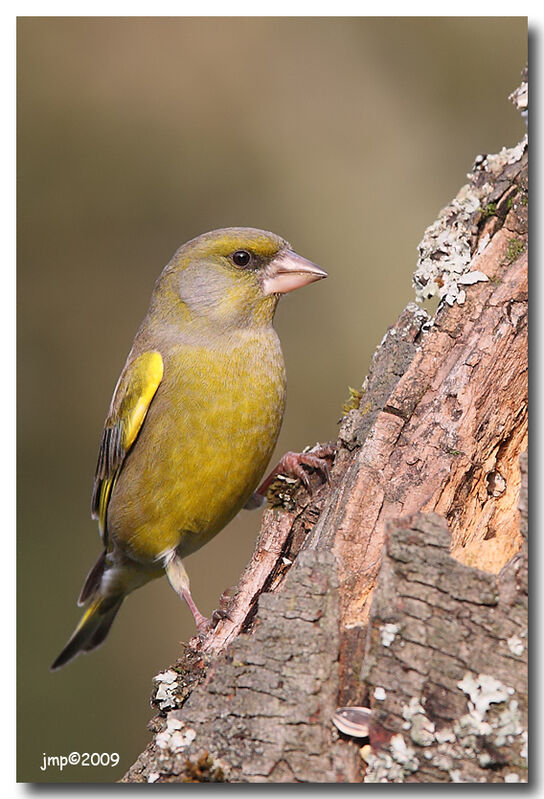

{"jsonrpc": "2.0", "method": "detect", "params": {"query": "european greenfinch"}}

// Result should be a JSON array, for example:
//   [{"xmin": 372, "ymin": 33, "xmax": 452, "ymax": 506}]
[{"xmin": 52, "ymin": 227, "xmax": 328, "ymax": 670}]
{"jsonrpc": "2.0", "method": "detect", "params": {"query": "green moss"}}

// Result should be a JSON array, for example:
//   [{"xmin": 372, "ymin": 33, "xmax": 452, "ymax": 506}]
[
  {"xmin": 480, "ymin": 202, "xmax": 497, "ymax": 218},
  {"xmin": 342, "ymin": 386, "xmax": 363, "ymax": 414},
  {"xmin": 505, "ymin": 238, "xmax": 525, "ymax": 264}
]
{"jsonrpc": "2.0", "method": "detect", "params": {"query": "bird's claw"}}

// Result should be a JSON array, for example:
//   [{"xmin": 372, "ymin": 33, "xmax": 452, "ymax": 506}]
[
  {"xmin": 211, "ymin": 608, "xmax": 231, "ymax": 626},
  {"xmin": 280, "ymin": 452, "xmax": 327, "ymax": 493},
  {"xmin": 258, "ymin": 443, "xmax": 337, "ymax": 498},
  {"xmin": 193, "ymin": 607, "xmax": 231, "ymax": 636},
  {"xmin": 201, "ymin": 587, "xmax": 234, "ymax": 633}
]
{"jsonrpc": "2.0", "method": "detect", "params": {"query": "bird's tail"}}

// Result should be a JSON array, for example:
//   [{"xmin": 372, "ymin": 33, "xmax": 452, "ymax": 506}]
[{"xmin": 51, "ymin": 549, "xmax": 124, "ymax": 671}]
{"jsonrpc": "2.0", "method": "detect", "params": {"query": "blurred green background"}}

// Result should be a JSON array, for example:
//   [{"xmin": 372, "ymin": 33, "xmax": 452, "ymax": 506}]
[{"xmin": 17, "ymin": 17, "xmax": 527, "ymax": 783}]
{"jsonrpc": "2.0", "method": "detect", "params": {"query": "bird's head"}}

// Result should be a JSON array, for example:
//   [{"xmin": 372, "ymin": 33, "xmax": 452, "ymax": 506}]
[{"xmin": 154, "ymin": 227, "xmax": 327, "ymax": 331}]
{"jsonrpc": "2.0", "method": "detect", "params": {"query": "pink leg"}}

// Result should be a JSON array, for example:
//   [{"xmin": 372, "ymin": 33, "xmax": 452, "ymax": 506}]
[
  {"xmin": 256, "ymin": 443, "xmax": 337, "ymax": 497},
  {"xmin": 165, "ymin": 553, "xmax": 210, "ymax": 634},
  {"xmin": 181, "ymin": 587, "xmax": 211, "ymax": 634}
]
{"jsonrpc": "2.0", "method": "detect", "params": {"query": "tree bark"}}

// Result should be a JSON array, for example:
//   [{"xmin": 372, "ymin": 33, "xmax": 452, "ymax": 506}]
[{"xmin": 122, "ymin": 73, "xmax": 528, "ymax": 784}]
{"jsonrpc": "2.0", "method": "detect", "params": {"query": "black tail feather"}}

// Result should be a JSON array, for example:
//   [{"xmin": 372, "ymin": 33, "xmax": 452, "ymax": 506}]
[
  {"xmin": 51, "ymin": 596, "xmax": 123, "ymax": 671},
  {"xmin": 78, "ymin": 549, "xmax": 107, "ymax": 606},
  {"xmin": 83, "ymin": 599, "xmax": 122, "ymax": 652}
]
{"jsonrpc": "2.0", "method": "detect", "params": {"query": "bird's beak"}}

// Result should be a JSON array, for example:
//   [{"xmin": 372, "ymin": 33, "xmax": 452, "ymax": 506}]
[{"xmin": 262, "ymin": 249, "xmax": 328, "ymax": 295}]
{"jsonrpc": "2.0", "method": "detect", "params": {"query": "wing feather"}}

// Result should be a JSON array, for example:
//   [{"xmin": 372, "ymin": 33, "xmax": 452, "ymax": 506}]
[{"xmin": 91, "ymin": 350, "xmax": 164, "ymax": 541}]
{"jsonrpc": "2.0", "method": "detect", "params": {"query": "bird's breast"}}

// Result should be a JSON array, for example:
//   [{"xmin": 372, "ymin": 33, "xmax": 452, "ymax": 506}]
[{"xmin": 108, "ymin": 328, "xmax": 286, "ymax": 562}]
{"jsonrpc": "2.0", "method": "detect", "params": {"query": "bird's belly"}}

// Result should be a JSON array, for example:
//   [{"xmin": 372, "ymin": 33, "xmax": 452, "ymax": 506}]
[{"xmin": 107, "ymin": 341, "xmax": 285, "ymax": 564}]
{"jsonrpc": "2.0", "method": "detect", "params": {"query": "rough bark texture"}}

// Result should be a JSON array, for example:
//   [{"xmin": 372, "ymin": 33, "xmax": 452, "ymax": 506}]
[
  {"xmin": 122, "ymin": 74, "xmax": 528, "ymax": 784},
  {"xmin": 125, "ymin": 551, "xmax": 360, "ymax": 783},
  {"xmin": 360, "ymin": 510, "xmax": 527, "ymax": 783}
]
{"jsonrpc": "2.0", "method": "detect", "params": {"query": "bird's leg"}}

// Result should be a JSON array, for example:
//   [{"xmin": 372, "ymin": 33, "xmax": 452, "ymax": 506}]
[
  {"xmin": 164, "ymin": 552, "xmax": 210, "ymax": 634},
  {"xmin": 256, "ymin": 443, "xmax": 337, "ymax": 498}
]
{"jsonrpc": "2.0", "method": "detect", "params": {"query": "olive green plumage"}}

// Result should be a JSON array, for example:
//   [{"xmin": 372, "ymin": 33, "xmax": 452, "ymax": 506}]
[{"xmin": 52, "ymin": 227, "xmax": 326, "ymax": 669}]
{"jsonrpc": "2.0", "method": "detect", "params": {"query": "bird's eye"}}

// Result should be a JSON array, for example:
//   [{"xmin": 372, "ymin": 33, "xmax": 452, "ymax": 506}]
[{"xmin": 232, "ymin": 250, "xmax": 251, "ymax": 267}]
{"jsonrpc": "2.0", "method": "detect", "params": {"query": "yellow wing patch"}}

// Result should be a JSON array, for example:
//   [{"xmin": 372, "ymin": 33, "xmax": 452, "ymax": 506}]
[
  {"xmin": 117, "ymin": 351, "xmax": 164, "ymax": 452},
  {"xmin": 91, "ymin": 351, "xmax": 164, "ymax": 541}
]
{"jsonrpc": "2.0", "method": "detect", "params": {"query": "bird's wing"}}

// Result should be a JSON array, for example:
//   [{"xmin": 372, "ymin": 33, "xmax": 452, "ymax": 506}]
[{"xmin": 91, "ymin": 350, "xmax": 164, "ymax": 541}]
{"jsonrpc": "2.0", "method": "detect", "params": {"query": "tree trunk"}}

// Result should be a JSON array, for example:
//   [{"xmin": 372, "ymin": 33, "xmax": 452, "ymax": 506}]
[{"xmin": 122, "ymin": 72, "xmax": 528, "ymax": 784}]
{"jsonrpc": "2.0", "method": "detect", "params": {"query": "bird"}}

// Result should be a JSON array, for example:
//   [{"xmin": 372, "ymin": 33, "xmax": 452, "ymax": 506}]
[{"xmin": 51, "ymin": 227, "xmax": 329, "ymax": 670}]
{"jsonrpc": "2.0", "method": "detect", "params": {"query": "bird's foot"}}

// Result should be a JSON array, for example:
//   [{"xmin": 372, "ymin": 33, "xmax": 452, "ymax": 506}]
[
  {"xmin": 192, "ymin": 608, "xmax": 230, "ymax": 636},
  {"xmin": 257, "ymin": 443, "xmax": 337, "ymax": 497},
  {"xmin": 190, "ymin": 609, "xmax": 212, "ymax": 635},
  {"xmin": 193, "ymin": 587, "xmax": 234, "ymax": 635},
  {"xmin": 209, "ymin": 586, "xmax": 234, "ymax": 628}
]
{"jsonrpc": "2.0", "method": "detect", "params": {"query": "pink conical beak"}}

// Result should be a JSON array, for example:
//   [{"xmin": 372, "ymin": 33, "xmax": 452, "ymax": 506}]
[{"xmin": 262, "ymin": 249, "xmax": 328, "ymax": 295}]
